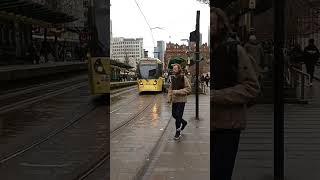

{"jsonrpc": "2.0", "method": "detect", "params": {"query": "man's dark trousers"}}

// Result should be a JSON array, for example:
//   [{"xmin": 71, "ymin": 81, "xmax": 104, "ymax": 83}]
[
  {"xmin": 172, "ymin": 102, "xmax": 186, "ymax": 130},
  {"xmin": 211, "ymin": 129, "xmax": 241, "ymax": 180},
  {"xmin": 306, "ymin": 62, "xmax": 316, "ymax": 83}
]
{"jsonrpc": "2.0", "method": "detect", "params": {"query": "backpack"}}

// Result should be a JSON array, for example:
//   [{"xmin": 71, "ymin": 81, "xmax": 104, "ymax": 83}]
[{"xmin": 227, "ymin": 41, "xmax": 260, "ymax": 108}]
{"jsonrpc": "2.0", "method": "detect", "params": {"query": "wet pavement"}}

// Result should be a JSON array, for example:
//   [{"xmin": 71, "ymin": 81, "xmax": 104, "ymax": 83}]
[
  {"xmin": 142, "ymin": 92, "xmax": 210, "ymax": 180},
  {"xmin": 0, "ymin": 104, "xmax": 107, "ymax": 180},
  {"xmin": 110, "ymin": 90, "xmax": 171, "ymax": 180},
  {"xmin": 0, "ymin": 85, "xmax": 95, "ymax": 159},
  {"xmin": 0, "ymin": 77, "xmax": 108, "ymax": 179}
]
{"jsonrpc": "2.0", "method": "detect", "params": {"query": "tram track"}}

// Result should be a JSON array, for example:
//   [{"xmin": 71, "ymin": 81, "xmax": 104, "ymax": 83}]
[
  {"xmin": 73, "ymin": 92, "xmax": 160, "ymax": 179},
  {"xmin": 0, "ymin": 102, "xmax": 99, "ymax": 164},
  {"xmin": 0, "ymin": 75, "xmax": 88, "ymax": 114},
  {"xmin": 0, "ymin": 98, "xmax": 107, "ymax": 179},
  {"xmin": 0, "ymin": 78, "xmax": 160, "ymax": 178},
  {"xmin": 111, "ymin": 93, "xmax": 160, "ymax": 137},
  {"xmin": 0, "ymin": 75, "xmax": 87, "ymax": 98},
  {"xmin": 75, "ymin": 153, "xmax": 109, "ymax": 180},
  {"xmin": 0, "ymin": 82, "xmax": 88, "ymax": 114},
  {"xmin": 0, "ymin": 81, "xmax": 135, "ymax": 163}
]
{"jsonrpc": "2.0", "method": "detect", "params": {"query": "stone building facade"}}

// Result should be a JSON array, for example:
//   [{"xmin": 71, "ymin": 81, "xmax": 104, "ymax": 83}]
[{"xmin": 164, "ymin": 42, "xmax": 210, "ymax": 75}]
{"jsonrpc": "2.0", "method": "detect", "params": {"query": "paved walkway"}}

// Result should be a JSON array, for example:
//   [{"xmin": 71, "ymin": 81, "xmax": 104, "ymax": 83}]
[
  {"xmin": 141, "ymin": 66, "xmax": 320, "ymax": 180},
  {"xmin": 142, "ymin": 93, "xmax": 210, "ymax": 180},
  {"xmin": 233, "ymin": 67, "xmax": 320, "ymax": 180}
]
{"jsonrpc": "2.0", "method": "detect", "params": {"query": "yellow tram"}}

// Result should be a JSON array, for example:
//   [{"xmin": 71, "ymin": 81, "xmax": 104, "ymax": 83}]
[
  {"xmin": 87, "ymin": 56, "xmax": 110, "ymax": 95},
  {"xmin": 137, "ymin": 58, "xmax": 164, "ymax": 93}
]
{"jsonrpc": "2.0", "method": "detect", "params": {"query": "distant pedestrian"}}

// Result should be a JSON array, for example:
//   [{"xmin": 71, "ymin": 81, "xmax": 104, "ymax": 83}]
[
  {"xmin": 40, "ymin": 41, "xmax": 50, "ymax": 63},
  {"xmin": 205, "ymin": 74, "xmax": 210, "ymax": 87},
  {"xmin": 289, "ymin": 43, "xmax": 304, "ymax": 87},
  {"xmin": 200, "ymin": 74, "xmax": 205, "ymax": 83},
  {"xmin": 290, "ymin": 43, "xmax": 304, "ymax": 67},
  {"xmin": 199, "ymin": 74, "xmax": 205, "ymax": 93},
  {"xmin": 167, "ymin": 64, "xmax": 192, "ymax": 140},
  {"xmin": 244, "ymin": 35, "xmax": 266, "ymax": 81},
  {"xmin": 304, "ymin": 38, "xmax": 320, "ymax": 86},
  {"xmin": 27, "ymin": 42, "xmax": 38, "ymax": 64},
  {"xmin": 210, "ymin": 7, "xmax": 260, "ymax": 180}
]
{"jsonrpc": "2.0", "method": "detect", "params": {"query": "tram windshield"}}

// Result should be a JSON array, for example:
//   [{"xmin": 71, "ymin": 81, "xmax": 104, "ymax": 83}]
[{"xmin": 139, "ymin": 64, "xmax": 160, "ymax": 79}]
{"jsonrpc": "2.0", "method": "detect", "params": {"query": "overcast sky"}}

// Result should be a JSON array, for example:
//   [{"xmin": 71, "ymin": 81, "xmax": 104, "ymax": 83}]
[{"xmin": 110, "ymin": 0, "xmax": 209, "ymax": 55}]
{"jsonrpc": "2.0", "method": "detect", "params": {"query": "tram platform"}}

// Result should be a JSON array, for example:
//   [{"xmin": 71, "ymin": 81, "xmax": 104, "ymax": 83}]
[
  {"xmin": 0, "ymin": 62, "xmax": 87, "ymax": 81},
  {"xmin": 141, "ymin": 69, "xmax": 320, "ymax": 180},
  {"xmin": 142, "ymin": 92, "xmax": 210, "ymax": 180}
]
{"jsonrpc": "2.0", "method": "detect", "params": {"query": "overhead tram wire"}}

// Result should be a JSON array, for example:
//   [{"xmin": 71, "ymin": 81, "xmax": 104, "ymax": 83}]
[{"xmin": 133, "ymin": 0, "xmax": 156, "ymax": 48}]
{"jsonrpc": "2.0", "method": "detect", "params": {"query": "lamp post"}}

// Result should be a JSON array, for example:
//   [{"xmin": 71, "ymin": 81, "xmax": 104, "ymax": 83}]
[
  {"xmin": 181, "ymin": 38, "xmax": 191, "ymax": 70},
  {"xmin": 189, "ymin": 11, "xmax": 200, "ymax": 120},
  {"xmin": 274, "ymin": 0, "xmax": 285, "ymax": 179}
]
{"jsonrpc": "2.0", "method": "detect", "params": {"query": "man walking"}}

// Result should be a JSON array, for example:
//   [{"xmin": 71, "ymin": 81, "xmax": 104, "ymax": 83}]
[
  {"xmin": 304, "ymin": 38, "xmax": 320, "ymax": 86},
  {"xmin": 167, "ymin": 64, "xmax": 192, "ymax": 140},
  {"xmin": 210, "ymin": 7, "xmax": 260, "ymax": 180},
  {"xmin": 205, "ymin": 74, "xmax": 210, "ymax": 87},
  {"xmin": 289, "ymin": 43, "xmax": 304, "ymax": 87}
]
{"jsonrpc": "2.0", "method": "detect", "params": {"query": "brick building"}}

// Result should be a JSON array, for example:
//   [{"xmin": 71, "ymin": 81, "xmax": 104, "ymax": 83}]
[
  {"xmin": 188, "ymin": 43, "xmax": 210, "ymax": 76},
  {"xmin": 164, "ymin": 43, "xmax": 189, "ymax": 71},
  {"xmin": 164, "ymin": 42, "xmax": 210, "ymax": 75}
]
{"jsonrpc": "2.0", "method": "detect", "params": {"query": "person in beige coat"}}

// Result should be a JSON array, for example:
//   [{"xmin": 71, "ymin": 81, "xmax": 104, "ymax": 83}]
[
  {"xmin": 210, "ymin": 7, "xmax": 260, "ymax": 180},
  {"xmin": 167, "ymin": 64, "xmax": 192, "ymax": 140}
]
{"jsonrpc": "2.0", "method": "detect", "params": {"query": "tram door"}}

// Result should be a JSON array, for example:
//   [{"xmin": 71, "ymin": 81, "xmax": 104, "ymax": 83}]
[{"xmin": 88, "ymin": 57, "xmax": 110, "ymax": 95}]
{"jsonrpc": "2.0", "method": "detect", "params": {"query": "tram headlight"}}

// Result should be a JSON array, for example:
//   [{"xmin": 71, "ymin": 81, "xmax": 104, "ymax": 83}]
[
  {"xmin": 139, "ymin": 80, "xmax": 143, "ymax": 85},
  {"xmin": 153, "ymin": 80, "xmax": 157, "ymax": 85}
]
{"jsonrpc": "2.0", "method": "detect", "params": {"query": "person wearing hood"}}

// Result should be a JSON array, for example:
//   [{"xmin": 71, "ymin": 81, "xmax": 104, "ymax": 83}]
[{"xmin": 210, "ymin": 7, "xmax": 260, "ymax": 180}]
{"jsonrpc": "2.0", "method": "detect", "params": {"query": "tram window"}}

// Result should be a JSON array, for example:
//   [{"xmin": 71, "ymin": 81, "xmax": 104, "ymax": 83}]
[
  {"xmin": 149, "ymin": 69, "xmax": 157, "ymax": 78},
  {"xmin": 139, "ymin": 64, "xmax": 157, "ymax": 79}
]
